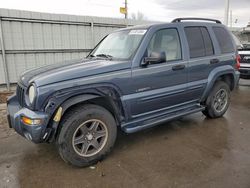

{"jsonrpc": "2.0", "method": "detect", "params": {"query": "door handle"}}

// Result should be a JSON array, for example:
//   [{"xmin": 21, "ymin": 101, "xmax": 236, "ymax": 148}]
[
  {"xmin": 172, "ymin": 64, "xmax": 185, "ymax": 71},
  {"xmin": 210, "ymin": 58, "xmax": 220, "ymax": 64}
]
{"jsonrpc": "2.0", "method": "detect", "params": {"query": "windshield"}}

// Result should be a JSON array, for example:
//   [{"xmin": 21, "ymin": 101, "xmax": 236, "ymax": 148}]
[{"xmin": 90, "ymin": 29, "xmax": 147, "ymax": 60}]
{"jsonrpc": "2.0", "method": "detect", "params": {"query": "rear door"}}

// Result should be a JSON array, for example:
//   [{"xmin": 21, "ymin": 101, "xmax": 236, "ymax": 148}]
[{"xmin": 184, "ymin": 26, "xmax": 215, "ymax": 101}]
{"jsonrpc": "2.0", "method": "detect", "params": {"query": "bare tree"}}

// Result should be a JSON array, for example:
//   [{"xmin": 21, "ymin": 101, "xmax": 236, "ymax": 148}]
[{"xmin": 131, "ymin": 12, "xmax": 147, "ymax": 21}]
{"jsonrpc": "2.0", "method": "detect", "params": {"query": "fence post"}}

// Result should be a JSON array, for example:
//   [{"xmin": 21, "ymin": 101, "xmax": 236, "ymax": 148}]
[
  {"xmin": 90, "ymin": 20, "xmax": 95, "ymax": 48},
  {"xmin": 0, "ymin": 17, "xmax": 10, "ymax": 91}
]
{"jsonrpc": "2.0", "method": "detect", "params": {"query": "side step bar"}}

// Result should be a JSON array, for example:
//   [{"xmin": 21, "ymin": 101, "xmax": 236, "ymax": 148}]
[{"xmin": 122, "ymin": 105, "xmax": 205, "ymax": 134}]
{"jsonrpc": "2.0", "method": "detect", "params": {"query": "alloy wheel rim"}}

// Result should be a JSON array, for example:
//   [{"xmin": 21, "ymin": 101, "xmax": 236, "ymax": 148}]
[
  {"xmin": 72, "ymin": 119, "xmax": 108, "ymax": 157},
  {"xmin": 213, "ymin": 89, "xmax": 228, "ymax": 113}
]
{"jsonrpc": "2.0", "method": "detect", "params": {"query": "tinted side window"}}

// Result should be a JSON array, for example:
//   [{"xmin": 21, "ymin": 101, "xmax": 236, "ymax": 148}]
[
  {"xmin": 184, "ymin": 27, "xmax": 214, "ymax": 58},
  {"xmin": 185, "ymin": 27, "xmax": 205, "ymax": 58},
  {"xmin": 213, "ymin": 27, "xmax": 234, "ymax": 53},
  {"xmin": 148, "ymin": 28, "xmax": 182, "ymax": 61},
  {"xmin": 201, "ymin": 27, "xmax": 214, "ymax": 56}
]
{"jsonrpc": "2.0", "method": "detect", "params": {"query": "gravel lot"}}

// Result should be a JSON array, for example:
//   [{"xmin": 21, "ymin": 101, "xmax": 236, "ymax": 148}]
[{"xmin": 0, "ymin": 79, "xmax": 250, "ymax": 188}]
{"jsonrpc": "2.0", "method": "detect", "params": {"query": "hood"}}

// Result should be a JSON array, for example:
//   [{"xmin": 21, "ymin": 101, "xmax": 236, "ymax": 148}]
[{"xmin": 20, "ymin": 58, "xmax": 131, "ymax": 87}]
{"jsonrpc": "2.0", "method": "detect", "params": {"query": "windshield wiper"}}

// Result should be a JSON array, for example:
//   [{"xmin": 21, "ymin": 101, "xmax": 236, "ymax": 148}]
[
  {"xmin": 87, "ymin": 54, "xmax": 97, "ymax": 59},
  {"xmin": 95, "ymin": 54, "xmax": 113, "ymax": 59}
]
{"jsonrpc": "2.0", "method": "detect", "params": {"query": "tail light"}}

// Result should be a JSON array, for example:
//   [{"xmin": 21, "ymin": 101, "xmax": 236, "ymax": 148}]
[{"xmin": 235, "ymin": 54, "xmax": 241, "ymax": 70}]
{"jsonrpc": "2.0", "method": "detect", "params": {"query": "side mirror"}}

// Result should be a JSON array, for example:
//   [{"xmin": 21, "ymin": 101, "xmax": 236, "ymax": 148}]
[{"xmin": 142, "ymin": 51, "xmax": 166, "ymax": 67}]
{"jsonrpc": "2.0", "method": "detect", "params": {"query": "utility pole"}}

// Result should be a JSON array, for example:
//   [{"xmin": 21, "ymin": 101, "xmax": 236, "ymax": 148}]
[
  {"xmin": 224, "ymin": 0, "xmax": 230, "ymax": 26},
  {"xmin": 230, "ymin": 10, "xmax": 232, "ymax": 28},
  {"xmin": 125, "ymin": 0, "xmax": 128, "ymax": 19}
]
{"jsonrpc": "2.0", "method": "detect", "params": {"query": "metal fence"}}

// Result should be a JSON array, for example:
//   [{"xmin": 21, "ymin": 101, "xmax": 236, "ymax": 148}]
[{"xmin": 0, "ymin": 8, "xmax": 151, "ymax": 90}]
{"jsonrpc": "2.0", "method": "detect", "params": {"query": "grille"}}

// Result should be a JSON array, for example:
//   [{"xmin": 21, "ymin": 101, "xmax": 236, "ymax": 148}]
[
  {"xmin": 240, "ymin": 54, "xmax": 250, "ymax": 64},
  {"xmin": 16, "ymin": 84, "xmax": 26, "ymax": 107}
]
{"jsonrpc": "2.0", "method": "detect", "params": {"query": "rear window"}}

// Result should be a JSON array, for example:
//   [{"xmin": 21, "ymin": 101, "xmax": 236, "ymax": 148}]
[
  {"xmin": 213, "ymin": 27, "xmax": 234, "ymax": 53},
  {"xmin": 184, "ymin": 27, "xmax": 214, "ymax": 58}
]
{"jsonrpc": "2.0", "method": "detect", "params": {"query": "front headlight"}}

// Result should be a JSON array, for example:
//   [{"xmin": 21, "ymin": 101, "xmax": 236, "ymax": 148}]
[{"xmin": 28, "ymin": 84, "xmax": 36, "ymax": 104}]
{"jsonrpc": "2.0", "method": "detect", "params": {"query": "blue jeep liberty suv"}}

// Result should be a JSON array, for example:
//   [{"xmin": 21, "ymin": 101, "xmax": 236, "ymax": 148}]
[{"xmin": 7, "ymin": 18, "xmax": 240, "ymax": 167}]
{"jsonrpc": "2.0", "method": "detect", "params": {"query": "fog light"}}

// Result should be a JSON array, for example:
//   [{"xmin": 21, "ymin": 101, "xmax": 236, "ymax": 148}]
[
  {"xmin": 24, "ymin": 132, "xmax": 32, "ymax": 140},
  {"xmin": 21, "ymin": 116, "xmax": 42, "ymax": 125}
]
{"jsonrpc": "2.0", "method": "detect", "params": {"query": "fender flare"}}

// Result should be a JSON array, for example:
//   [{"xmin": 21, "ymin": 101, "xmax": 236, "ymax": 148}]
[
  {"xmin": 44, "ymin": 83, "xmax": 126, "ymax": 118},
  {"xmin": 60, "ymin": 94, "xmax": 99, "ymax": 116},
  {"xmin": 45, "ymin": 94, "xmax": 99, "ymax": 142},
  {"xmin": 47, "ymin": 93, "xmax": 120, "ymax": 142},
  {"xmin": 45, "ymin": 85, "xmax": 127, "ymax": 142},
  {"xmin": 201, "ymin": 65, "xmax": 237, "ymax": 102}
]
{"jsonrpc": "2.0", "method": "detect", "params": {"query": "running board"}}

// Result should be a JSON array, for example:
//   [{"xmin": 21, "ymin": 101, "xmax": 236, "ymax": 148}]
[{"xmin": 122, "ymin": 105, "xmax": 205, "ymax": 133}]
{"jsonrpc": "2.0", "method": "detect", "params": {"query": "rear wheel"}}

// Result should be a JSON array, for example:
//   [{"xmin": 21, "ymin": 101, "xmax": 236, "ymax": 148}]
[
  {"xmin": 56, "ymin": 104, "xmax": 117, "ymax": 167},
  {"xmin": 202, "ymin": 81, "xmax": 230, "ymax": 118}
]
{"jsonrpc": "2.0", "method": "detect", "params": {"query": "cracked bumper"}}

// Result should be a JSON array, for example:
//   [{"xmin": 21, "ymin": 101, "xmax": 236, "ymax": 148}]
[{"xmin": 7, "ymin": 95, "xmax": 50, "ymax": 143}]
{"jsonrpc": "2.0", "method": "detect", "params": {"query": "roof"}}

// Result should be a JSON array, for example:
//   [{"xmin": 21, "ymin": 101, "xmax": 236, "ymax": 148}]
[{"xmin": 117, "ymin": 21, "xmax": 224, "ymax": 32}]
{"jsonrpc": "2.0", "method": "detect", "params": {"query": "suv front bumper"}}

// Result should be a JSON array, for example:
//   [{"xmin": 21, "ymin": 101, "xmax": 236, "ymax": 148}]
[
  {"xmin": 239, "ymin": 64, "xmax": 250, "ymax": 78},
  {"xmin": 7, "ymin": 95, "xmax": 49, "ymax": 143}
]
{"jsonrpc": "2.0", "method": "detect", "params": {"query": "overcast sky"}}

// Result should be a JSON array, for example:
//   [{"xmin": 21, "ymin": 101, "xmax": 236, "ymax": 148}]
[{"xmin": 0, "ymin": 0, "xmax": 249, "ymax": 27}]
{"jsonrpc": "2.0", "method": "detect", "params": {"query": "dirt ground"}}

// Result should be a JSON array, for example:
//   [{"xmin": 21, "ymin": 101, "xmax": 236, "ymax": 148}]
[
  {"xmin": 0, "ymin": 91, "xmax": 13, "ymax": 104},
  {"xmin": 0, "ymin": 79, "xmax": 250, "ymax": 188}
]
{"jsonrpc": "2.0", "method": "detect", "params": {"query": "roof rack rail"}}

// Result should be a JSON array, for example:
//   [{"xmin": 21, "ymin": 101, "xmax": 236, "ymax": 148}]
[{"xmin": 171, "ymin": 18, "xmax": 222, "ymax": 24}]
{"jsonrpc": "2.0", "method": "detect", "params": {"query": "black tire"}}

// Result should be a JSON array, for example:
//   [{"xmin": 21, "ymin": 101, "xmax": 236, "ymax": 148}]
[
  {"xmin": 202, "ymin": 81, "xmax": 230, "ymax": 118},
  {"xmin": 56, "ymin": 104, "xmax": 117, "ymax": 167}
]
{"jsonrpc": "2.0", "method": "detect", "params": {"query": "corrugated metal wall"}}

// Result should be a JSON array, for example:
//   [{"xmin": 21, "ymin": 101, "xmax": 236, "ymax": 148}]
[{"xmin": 0, "ymin": 8, "xmax": 151, "ymax": 90}]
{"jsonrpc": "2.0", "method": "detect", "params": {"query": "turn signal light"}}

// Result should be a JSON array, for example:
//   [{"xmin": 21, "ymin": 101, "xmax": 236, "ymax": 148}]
[{"xmin": 21, "ymin": 116, "xmax": 42, "ymax": 125}]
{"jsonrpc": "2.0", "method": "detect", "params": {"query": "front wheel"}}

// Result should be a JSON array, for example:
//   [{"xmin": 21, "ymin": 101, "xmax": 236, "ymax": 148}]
[
  {"xmin": 56, "ymin": 104, "xmax": 117, "ymax": 167},
  {"xmin": 202, "ymin": 81, "xmax": 230, "ymax": 118}
]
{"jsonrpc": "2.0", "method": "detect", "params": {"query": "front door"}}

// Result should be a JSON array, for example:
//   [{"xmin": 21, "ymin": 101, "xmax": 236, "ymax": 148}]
[{"xmin": 128, "ymin": 28, "xmax": 188, "ymax": 119}]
